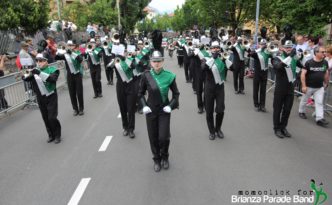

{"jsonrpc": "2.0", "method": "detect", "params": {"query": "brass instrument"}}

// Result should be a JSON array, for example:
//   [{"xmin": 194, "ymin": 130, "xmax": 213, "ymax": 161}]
[
  {"xmin": 188, "ymin": 42, "xmax": 193, "ymax": 47},
  {"xmin": 267, "ymin": 43, "xmax": 279, "ymax": 54},
  {"xmin": 243, "ymin": 40, "xmax": 250, "ymax": 50},
  {"xmin": 103, "ymin": 41, "xmax": 108, "ymax": 46},
  {"xmin": 221, "ymin": 51, "xmax": 231, "ymax": 60},
  {"xmin": 224, "ymin": 41, "xmax": 233, "ymax": 50}
]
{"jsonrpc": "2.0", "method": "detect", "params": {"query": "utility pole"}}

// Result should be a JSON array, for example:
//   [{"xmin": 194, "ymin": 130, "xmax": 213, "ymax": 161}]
[
  {"xmin": 254, "ymin": 0, "xmax": 260, "ymax": 46},
  {"xmin": 56, "ymin": 0, "xmax": 61, "ymax": 20},
  {"xmin": 117, "ymin": 0, "xmax": 121, "ymax": 30}
]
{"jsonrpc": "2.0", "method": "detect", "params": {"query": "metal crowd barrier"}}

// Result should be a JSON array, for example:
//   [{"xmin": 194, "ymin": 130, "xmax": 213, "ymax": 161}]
[{"xmin": 0, "ymin": 61, "xmax": 66, "ymax": 115}]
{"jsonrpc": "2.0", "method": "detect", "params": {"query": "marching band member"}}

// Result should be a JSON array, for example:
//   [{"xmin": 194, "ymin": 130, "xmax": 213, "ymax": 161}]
[
  {"xmin": 201, "ymin": 41, "xmax": 231, "ymax": 140},
  {"xmin": 113, "ymin": 51, "xmax": 137, "ymax": 139},
  {"xmin": 176, "ymin": 36, "xmax": 185, "ymax": 68},
  {"xmin": 101, "ymin": 36, "xmax": 115, "ymax": 85},
  {"xmin": 194, "ymin": 44, "xmax": 210, "ymax": 113},
  {"xmin": 272, "ymin": 40, "xmax": 304, "ymax": 138},
  {"xmin": 85, "ymin": 38, "xmax": 103, "ymax": 98},
  {"xmin": 230, "ymin": 37, "xmax": 246, "ymax": 94},
  {"xmin": 138, "ymin": 50, "xmax": 180, "ymax": 172},
  {"xmin": 22, "ymin": 53, "xmax": 61, "ymax": 143},
  {"xmin": 248, "ymin": 39, "xmax": 274, "ymax": 112},
  {"xmin": 55, "ymin": 40, "xmax": 84, "ymax": 116}
]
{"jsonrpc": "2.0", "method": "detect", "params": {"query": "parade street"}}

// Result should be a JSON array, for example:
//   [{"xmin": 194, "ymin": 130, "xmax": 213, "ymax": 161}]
[{"xmin": 0, "ymin": 55, "xmax": 331, "ymax": 205}]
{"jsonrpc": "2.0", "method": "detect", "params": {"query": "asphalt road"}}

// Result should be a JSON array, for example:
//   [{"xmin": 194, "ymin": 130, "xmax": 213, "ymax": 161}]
[{"xmin": 0, "ymin": 53, "xmax": 331, "ymax": 205}]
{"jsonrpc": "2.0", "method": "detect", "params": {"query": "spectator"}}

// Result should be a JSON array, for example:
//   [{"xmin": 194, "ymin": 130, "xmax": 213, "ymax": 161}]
[
  {"xmin": 0, "ymin": 55, "xmax": 9, "ymax": 110},
  {"xmin": 46, "ymin": 34, "xmax": 57, "ymax": 59},
  {"xmin": 299, "ymin": 46, "xmax": 330, "ymax": 127},
  {"xmin": 19, "ymin": 42, "xmax": 35, "ymax": 68}
]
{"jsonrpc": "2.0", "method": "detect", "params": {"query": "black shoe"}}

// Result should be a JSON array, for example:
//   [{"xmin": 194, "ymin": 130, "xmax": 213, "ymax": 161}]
[
  {"xmin": 107, "ymin": 81, "xmax": 111, "ymax": 85},
  {"xmin": 209, "ymin": 133, "xmax": 216, "ymax": 140},
  {"xmin": 73, "ymin": 110, "xmax": 79, "ymax": 116},
  {"xmin": 123, "ymin": 130, "xmax": 129, "ymax": 136},
  {"xmin": 299, "ymin": 112, "xmax": 307, "ymax": 119},
  {"xmin": 274, "ymin": 130, "xmax": 284, "ymax": 138},
  {"xmin": 216, "ymin": 130, "xmax": 224, "ymax": 139},
  {"xmin": 281, "ymin": 128, "xmax": 292, "ymax": 138},
  {"xmin": 239, "ymin": 90, "xmax": 245, "ymax": 94},
  {"xmin": 93, "ymin": 95, "xmax": 98, "ymax": 99},
  {"xmin": 110, "ymin": 81, "xmax": 113, "ymax": 85},
  {"xmin": 260, "ymin": 107, "xmax": 267, "ymax": 112},
  {"xmin": 78, "ymin": 110, "xmax": 84, "ymax": 116},
  {"xmin": 161, "ymin": 159, "xmax": 169, "ymax": 170},
  {"xmin": 234, "ymin": 90, "xmax": 239, "ymax": 94},
  {"xmin": 98, "ymin": 93, "xmax": 103, "ymax": 98},
  {"xmin": 128, "ymin": 131, "xmax": 135, "ymax": 139},
  {"xmin": 154, "ymin": 162, "xmax": 161, "ymax": 172},
  {"xmin": 198, "ymin": 107, "xmax": 204, "ymax": 114},
  {"xmin": 316, "ymin": 119, "xmax": 329, "ymax": 127},
  {"xmin": 138, "ymin": 109, "xmax": 143, "ymax": 114},
  {"xmin": 47, "ymin": 137, "xmax": 55, "ymax": 143},
  {"xmin": 54, "ymin": 138, "xmax": 61, "ymax": 144}
]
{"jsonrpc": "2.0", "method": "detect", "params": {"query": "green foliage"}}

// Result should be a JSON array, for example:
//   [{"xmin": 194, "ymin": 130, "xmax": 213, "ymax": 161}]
[
  {"xmin": 118, "ymin": 0, "xmax": 151, "ymax": 33},
  {"xmin": 0, "ymin": 0, "xmax": 49, "ymax": 34},
  {"xmin": 168, "ymin": 0, "xmax": 331, "ymax": 37}
]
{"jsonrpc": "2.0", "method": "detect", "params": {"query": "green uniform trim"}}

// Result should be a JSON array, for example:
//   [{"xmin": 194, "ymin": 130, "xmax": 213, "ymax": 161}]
[
  {"xmin": 150, "ymin": 68, "xmax": 176, "ymax": 103},
  {"xmin": 214, "ymin": 58, "xmax": 226, "ymax": 81},
  {"xmin": 281, "ymin": 53, "xmax": 297, "ymax": 79},
  {"xmin": 39, "ymin": 66, "xmax": 57, "ymax": 92},
  {"xmin": 119, "ymin": 59, "xmax": 133, "ymax": 80}
]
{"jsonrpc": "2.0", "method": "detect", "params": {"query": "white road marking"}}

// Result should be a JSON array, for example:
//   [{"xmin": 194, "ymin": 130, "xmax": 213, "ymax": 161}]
[
  {"xmin": 98, "ymin": 136, "xmax": 113, "ymax": 152},
  {"xmin": 68, "ymin": 178, "xmax": 91, "ymax": 205}
]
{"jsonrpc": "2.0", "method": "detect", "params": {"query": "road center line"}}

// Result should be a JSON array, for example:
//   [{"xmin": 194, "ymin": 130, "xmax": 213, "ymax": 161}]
[
  {"xmin": 98, "ymin": 136, "xmax": 113, "ymax": 152},
  {"xmin": 68, "ymin": 178, "xmax": 91, "ymax": 205}
]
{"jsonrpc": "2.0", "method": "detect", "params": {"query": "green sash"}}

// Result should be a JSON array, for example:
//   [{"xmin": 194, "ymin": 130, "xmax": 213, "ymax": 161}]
[{"xmin": 150, "ymin": 69, "xmax": 176, "ymax": 103}]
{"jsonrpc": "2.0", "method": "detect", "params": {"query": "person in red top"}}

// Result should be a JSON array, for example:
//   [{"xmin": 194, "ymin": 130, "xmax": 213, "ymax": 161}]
[{"xmin": 46, "ymin": 34, "xmax": 57, "ymax": 58}]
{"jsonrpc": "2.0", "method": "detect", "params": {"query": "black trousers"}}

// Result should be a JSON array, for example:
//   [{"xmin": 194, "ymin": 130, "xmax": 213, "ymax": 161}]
[
  {"xmin": 177, "ymin": 56, "xmax": 183, "ymax": 67},
  {"xmin": 196, "ymin": 73, "xmax": 204, "ymax": 109},
  {"xmin": 273, "ymin": 91, "xmax": 294, "ymax": 130},
  {"xmin": 233, "ymin": 66, "xmax": 245, "ymax": 92},
  {"xmin": 105, "ymin": 67, "xmax": 114, "ymax": 83},
  {"xmin": 67, "ymin": 73, "xmax": 84, "ymax": 112},
  {"xmin": 146, "ymin": 111, "xmax": 171, "ymax": 162},
  {"xmin": 37, "ymin": 93, "xmax": 61, "ymax": 139},
  {"xmin": 204, "ymin": 83, "xmax": 225, "ymax": 134},
  {"xmin": 190, "ymin": 63, "xmax": 196, "ymax": 92},
  {"xmin": 0, "ymin": 89, "xmax": 8, "ymax": 109},
  {"xmin": 116, "ymin": 80, "xmax": 136, "ymax": 131},
  {"xmin": 133, "ymin": 76, "xmax": 142, "ymax": 111},
  {"xmin": 184, "ymin": 60, "xmax": 190, "ymax": 82},
  {"xmin": 90, "ymin": 67, "xmax": 102, "ymax": 96},
  {"xmin": 253, "ymin": 70, "xmax": 268, "ymax": 107}
]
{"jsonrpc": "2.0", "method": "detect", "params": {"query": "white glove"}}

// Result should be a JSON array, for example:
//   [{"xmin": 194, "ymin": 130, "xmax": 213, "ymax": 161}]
[
  {"xmin": 163, "ymin": 106, "xmax": 171, "ymax": 113},
  {"xmin": 142, "ymin": 106, "xmax": 152, "ymax": 114}
]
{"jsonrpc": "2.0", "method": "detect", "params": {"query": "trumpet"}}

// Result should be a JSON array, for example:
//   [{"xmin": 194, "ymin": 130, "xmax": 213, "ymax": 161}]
[
  {"xmin": 224, "ymin": 41, "xmax": 233, "ymax": 50},
  {"xmin": 267, "ymin": 43, "xmax": 279, "ymax": 54},
  {"xmin": 243, "ymin": 40, "xmax": 250, "ymax": 50},
  {"xmin": 103, "ymin": 41, "xmax": 108, "ymax": 47},
  {"xmin": 188, "ymin": 42, "xmax": 193, "ymax": 47},
  {"xmin": 128, "ymin": 53, "xmax": 133, "ymax": 57},
  {"xmin": 221, "ymin": 51, "xmax": 231, "ymax": 60}
]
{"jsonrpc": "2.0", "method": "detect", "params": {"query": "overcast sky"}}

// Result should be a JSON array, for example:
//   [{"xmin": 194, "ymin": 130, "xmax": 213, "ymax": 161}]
[{"xmin": 148, "ymin": 0, "xmax": 185, "ymax": 13}]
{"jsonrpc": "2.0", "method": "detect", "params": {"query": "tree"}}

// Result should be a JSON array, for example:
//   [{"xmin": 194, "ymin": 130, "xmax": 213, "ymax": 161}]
[
  {"xmin": 110, "ymin": 0, "xmax": 152, "ymax": 33},
  {"xmin": 0, "ymin": 0, "xmax": 50, "ymax": 34}
]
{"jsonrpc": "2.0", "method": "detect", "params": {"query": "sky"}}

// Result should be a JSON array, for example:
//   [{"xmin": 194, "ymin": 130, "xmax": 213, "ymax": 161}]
[{"xmin": 148, "ymin": 0, "xmax": 186, "ymax": 14}]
